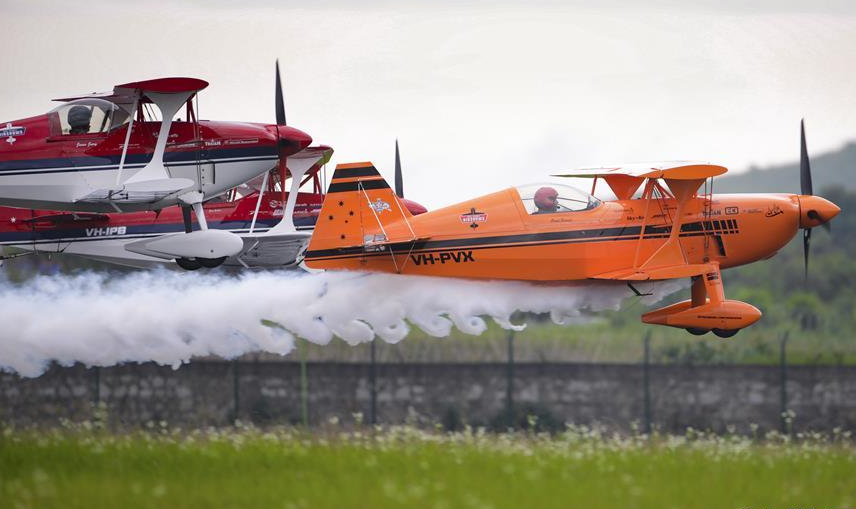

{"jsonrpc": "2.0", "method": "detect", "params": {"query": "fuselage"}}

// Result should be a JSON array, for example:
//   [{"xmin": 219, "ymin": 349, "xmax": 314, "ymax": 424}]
[
  {"xmin": 0, "ymin": 113, "xmax": 310, "ymax": 212},
  {"xmin": 306, "ymin": 187, "xmax": 812, "ymax": 280}
]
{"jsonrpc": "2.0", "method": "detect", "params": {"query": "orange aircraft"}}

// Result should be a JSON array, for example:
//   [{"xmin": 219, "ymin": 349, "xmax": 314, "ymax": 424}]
[{"xmin": 304, "ymin": 124, "xmax": 840, "ymax": 337}]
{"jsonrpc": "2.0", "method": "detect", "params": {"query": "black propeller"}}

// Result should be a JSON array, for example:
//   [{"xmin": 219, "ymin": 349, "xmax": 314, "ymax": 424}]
[
  {"xmin": 275, "ymin": 60, "xmax": 288, "ymax": 206},
  {"xmin": 275, "ymin": 60, "xmax": 286, "ymax": 126},
  {"xmin": 394, "ymin": 139, "xmax": 403, "ymax": 198},
  {"xmin": 800, "ymin": 119, "xmax": 812, "ymax": 196},
  {"xmin": 801, "ymin": 119, "xmax": 811, "ymax": 281}
]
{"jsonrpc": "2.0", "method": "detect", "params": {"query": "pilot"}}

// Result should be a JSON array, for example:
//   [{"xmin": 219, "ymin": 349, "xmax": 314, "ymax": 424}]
[
  {"xmin": 533, "ymin": 186, "xmax": 560, "ymax": 214},
  {"xmin": 67, "ymin": 105, "xmax": 92, "ymax": 135}
]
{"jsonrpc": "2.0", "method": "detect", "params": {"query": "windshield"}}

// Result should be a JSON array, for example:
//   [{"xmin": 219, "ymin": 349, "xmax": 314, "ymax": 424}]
[
  {"xmin": 516, "ymin": 183, "xmax": 600, "ymax": 214},
  {"xmin": 49, "ymin": 98, "xmax": 130, "ymax": 135}
]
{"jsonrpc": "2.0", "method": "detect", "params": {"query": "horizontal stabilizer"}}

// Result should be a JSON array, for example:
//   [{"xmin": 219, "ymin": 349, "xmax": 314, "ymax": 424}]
[
  {"xmin": 76, "ymin": 178, "xmax": 194, "ymax": 205},
  {"xmin": 236, "ymin": 231, "xmax": 312, "ymax": 268}
]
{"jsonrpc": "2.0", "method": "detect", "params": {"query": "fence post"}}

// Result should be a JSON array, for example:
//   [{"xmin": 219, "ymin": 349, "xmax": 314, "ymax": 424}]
[
  {"xmin": 369, "ymin": 340, "xmax": 377, "ymax": 425},
  {"xmin": 643, "ymin": 331, "xmax": 652, "ymax": 434},
  {"xmin": 506, "ymin": 329, "xmax": 515, "ymax": 430},
  {"xmin": 232, "ymin": 359, "xmax": 240, "ymax": 425},
  {"xmin": 92, "ymin": 366, "xmax": 101, "ymax": 407},
  {"xmin": 780, "ymin": 331, "xmax": 789, "ymax": 435},
  {"xmin": 300, "ymin": 340, "xmax": 309, "ymax": 427}
]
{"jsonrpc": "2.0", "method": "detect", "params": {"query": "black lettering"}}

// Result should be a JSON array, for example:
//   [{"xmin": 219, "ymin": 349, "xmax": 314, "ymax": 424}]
[
  {"xmin": 439, "ymin": 253, "xmax": 451, "ymax": 264},
  {"xmin": 461, "ymin": 251, "xmax": 474, "ymax": 262}
]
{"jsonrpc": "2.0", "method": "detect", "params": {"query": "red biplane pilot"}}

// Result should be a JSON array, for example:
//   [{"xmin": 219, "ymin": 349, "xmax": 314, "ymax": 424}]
[
  {"xmin": 533, "ymin": 186, "xmax": 560, "ymax": 214},
  {"xmin": 67, "ymin": 105, "xmax": 92, "ymax": 135}
]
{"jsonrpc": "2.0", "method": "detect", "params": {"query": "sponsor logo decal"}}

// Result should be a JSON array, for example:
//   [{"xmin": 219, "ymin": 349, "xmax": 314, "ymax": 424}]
[
  {"xmin": 369, "ymin": 198, "xmax": 391, "ymax": 214},
  {"xmin": 725, "ymin": 206, "xmax": 739, "ymax": 215},
  {"xmin": 1, "ymin": 123, "xmax": 25, "ymax": 145},
  {"xmin": 85, "ymin": 226, "xmax": 127, "ymax": 237},
  {"xmin": 460, "ymin": 208, "xmax": 487, "ymax": 228},
  {"xmin": 410, "ymin": 250, "xmax": 475, "ymax": 265},
  {"xmin": 225, "ymin": 138, "xmax": 259, "ymax": 145},
  {"xmin": 765, "ymin": 205, "xmax": 784, "ymax": 218}
]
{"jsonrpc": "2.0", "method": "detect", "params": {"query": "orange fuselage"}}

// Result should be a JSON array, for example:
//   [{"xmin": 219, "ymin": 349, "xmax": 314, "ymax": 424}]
[{"xmin": 306, "ymin": 187, "xmax": 805, "ymax": 281}]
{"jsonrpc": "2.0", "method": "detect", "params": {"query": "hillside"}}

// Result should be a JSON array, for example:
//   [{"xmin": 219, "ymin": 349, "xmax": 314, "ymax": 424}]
[{"xmin": 716, "ymin": 141, "xmax": 856, "ymax": 193}]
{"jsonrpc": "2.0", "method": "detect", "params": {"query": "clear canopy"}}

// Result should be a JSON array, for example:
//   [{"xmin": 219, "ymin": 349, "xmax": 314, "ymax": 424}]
[
  {"xmin": 49, "ymin": 98, "xmax": 131, "ymax": 135},
  {"xmin": 516, "ymin": 183, "xmax": 600, "ymax": 214}
]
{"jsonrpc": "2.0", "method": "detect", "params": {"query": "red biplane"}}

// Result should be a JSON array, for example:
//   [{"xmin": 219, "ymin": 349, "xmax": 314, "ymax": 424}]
[{"xmin": 0, "ymin": 63, "xmax": 314, "ymax": 268}]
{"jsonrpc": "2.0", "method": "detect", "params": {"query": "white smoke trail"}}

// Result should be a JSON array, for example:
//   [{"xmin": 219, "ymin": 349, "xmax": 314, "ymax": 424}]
[{"xmin": 0, "ymin": 269, "xmax": 681, "ymax": 377}]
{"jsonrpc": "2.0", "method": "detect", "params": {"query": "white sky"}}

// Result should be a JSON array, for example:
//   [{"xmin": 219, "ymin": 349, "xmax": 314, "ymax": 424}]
[{"xmin": 1, "ymin": 0, "xmax": 854, "ymax": 208}]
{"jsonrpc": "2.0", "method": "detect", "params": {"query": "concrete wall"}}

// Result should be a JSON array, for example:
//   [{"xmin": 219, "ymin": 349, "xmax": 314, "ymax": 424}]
[{"xmin": 2, "ymin": 361, "xmax": 855, "ymax": 433}]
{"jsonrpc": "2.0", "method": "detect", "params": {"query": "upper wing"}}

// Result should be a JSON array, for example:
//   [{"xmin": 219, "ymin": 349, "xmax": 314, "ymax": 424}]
[
  {"xmin": 53, "ymin": 77, "xmax": 209, "ymax": 108},
  {"xmin": 553, "ymin": 162, "xmax": 727, "ymax": 200},
  {"xmin": 553, "ymin": 162, "xmax": 727, "ymax": 180}
]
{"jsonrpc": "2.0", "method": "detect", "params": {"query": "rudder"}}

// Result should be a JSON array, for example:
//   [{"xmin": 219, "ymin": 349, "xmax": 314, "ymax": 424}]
[{"xmin": 307, "ymin": 162, "xmax": 415, "ymax": 253}]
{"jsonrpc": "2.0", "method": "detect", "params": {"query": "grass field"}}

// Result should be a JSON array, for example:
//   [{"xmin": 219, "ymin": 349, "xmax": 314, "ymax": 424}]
[{"xmin": 2, "ymin": 424, "xmax": 854, "ymax": 509}]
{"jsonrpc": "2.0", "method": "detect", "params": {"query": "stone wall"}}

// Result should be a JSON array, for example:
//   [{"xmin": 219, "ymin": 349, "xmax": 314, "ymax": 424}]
[{"xmin": 1, "ymin": 361, "xmax": 855, "ymax": 433}]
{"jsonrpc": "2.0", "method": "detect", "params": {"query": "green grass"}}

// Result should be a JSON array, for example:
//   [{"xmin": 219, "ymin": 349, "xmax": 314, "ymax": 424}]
[{"xmin": 2, "ymin": 425, "xmax": 854, "ymax": 509}]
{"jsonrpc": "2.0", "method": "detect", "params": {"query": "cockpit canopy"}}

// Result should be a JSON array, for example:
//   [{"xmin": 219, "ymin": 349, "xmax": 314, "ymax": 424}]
[
  {"xmin": 49, "ymin": 98, "xmax": 131, "ymax": 136},
  {"xmin": 516, "ymin": 183, "xmax": 600, "ymax": 214}
]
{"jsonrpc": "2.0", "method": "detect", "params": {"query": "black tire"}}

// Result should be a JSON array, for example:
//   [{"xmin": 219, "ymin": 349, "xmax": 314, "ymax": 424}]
[
  {"xmin": 686, "ymin": 327, "xmax": 710, "ymax": 336},
  {"xmin": 197, "ymin": 256, "xmax": 227, "ymax": 269},
  {"xmin": 713, "ymin": 328, "xmax": 739, "ymax": 338},
  {"xmin": 176, "ymin": 257, "xmax": 202, "ymax": 271}
]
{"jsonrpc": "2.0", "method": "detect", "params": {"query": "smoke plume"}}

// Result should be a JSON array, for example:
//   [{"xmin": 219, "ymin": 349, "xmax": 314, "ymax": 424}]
[{"xmin": 0, "ymin": 269, "xmax": 679, "ymax": 377}]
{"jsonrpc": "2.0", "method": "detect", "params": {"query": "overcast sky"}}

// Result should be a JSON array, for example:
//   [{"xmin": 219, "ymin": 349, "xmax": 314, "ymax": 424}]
[{"xmin": 1, "ymin": 0, "xmax": 854, "ymax": 207}]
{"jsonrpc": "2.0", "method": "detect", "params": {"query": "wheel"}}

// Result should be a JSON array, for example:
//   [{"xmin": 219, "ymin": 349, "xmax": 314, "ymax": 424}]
[
  {"xmin": 713, "ymin": 328, "xmax": 739, "ymax": 338},
  {"xmin": 197, "ymin": 256, "xmax": 227, "ymax": 269},
  {"xmin": 176, "ymin": 257, "xmax": 202, "ymax": 270},
  {"xmin": 686, "ymin": 327, "xmax": 710, "ymax": 336}
]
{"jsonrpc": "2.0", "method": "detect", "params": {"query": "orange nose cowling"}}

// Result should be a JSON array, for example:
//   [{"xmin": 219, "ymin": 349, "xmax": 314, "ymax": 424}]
[{"xmin": 798, "ymin": 195, "xmax": 841, "ymax": 228}]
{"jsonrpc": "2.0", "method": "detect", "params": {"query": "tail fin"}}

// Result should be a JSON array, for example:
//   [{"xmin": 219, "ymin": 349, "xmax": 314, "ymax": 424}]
[{"xmin": 307, "ymin": 162, "xmax": 416, "ymax": 253}]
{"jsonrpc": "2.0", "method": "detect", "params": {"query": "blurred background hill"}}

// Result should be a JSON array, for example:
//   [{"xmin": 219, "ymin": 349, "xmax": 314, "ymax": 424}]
[{"xmin": 715, "ymin": 141, "xmax": 856, "ymax": 194}]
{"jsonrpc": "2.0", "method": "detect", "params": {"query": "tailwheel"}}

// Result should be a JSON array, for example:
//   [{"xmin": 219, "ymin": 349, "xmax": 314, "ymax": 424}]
[
  {"xmin": 686, "ymin": 327, "xmax": 710, "ymax": 336},
  {"xmin": 197, "ymin": 256, "xmax": 227, "ymax": 269},
  {"xmin": 713, "ymin": 328, "xmax": 739, "ymax": 338},
  {"xmin": 176, "ymin": 257, "xmax": 202, "ymax": 271}
]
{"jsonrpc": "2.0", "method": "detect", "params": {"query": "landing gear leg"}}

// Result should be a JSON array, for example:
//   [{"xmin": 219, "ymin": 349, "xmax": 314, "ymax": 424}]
[
  {"xmin": 191, "ymin": 202, "xmax": 208, "ymax": 230},
  {"xmin": 187, "ymin": 201, "xmax": 227, "ymax": 269},
  {"xmin": 181, "ymin": 205, "xmax": 193, "ymax": 233}
]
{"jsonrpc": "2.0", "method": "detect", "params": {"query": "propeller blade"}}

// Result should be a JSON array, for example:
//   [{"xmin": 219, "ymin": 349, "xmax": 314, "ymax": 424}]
[
  {"xmin": 394, "ymin": 139, "xmax": 403, "ymax": 198},
  {"xmin": 275, "ymin": 60, "xmax": 286, "ymax": 126},
  {"xmin": 803, "ymin": 227, "xmax": 811, "ymax": 282},
  {"xmin": 800, "ymin": 119, "xmax": 812, "ymax": 196}
]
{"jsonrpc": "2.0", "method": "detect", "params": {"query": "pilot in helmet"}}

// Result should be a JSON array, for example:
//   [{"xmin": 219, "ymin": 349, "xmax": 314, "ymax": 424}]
[
  {"xmin": 68, "ymin": 105, "xmax": 92, "ymax": 135},
  {"xmin": 533, "ymin": 186, "xmax": 560, "ymax": 214}
]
